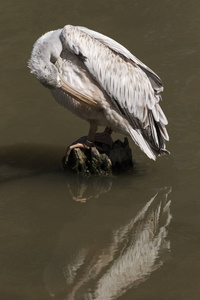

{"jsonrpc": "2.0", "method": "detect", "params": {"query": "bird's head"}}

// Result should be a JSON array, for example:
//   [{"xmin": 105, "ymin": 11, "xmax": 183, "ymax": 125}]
[
  {"xmin": 32, "ymin": 58, "xmax": 62, "ymax": 89},
  {"xmin": 28, "ymin": 30, "xmax": 62, "ymax": 89}
]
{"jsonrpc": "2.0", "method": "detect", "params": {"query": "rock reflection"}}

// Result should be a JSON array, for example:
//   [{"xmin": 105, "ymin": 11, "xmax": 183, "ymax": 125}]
[
  {"xmin": 44, "ymin": 188, "xmax": 172, "ymax": 299},
  {"xmin": 67, "ymin": 175, "xmax": 113, "ymax": 203}
]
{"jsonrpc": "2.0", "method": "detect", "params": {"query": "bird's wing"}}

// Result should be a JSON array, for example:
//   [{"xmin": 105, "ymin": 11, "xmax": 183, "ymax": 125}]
[
  {"xmin": 60, "ymin": 26, "xmax": 168, "ymax": 159},
  {"xmin": 77, "ymin": 26, "xmax": 163, "ymax": 94}
]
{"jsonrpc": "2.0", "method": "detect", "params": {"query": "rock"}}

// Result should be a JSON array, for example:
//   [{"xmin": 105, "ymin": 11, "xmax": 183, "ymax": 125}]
[
  {"xmin": 62, "ymin": 137, "xmax": 134, "ymax": 175},
  {"xmin": 109, "ymin": 138, "xmax": 134, "ymax": 172}
]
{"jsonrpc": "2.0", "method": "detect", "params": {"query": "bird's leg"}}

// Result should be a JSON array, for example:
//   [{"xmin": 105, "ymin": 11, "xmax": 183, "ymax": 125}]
[
  {"xmin": 94, "ymin": 127, "xmax": 113, "ymax": 148},
  {"xmin": 85, "ymin": 121, "xmax": 98, "ymax": 147},
  {"xmin": 65, "ymin": 121, "xmax": 98, "ymax": 163}
]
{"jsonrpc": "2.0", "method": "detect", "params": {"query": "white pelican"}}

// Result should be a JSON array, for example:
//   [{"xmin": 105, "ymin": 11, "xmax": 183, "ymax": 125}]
[{"xmin": 28, "ymin": 25, "xmax": 169, "ymax": 161}]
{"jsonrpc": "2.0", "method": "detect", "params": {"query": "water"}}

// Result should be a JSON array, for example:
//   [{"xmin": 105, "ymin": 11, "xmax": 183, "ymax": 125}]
[{"xmin": 1, "ymin": 0, "xmax": 200, "ymax": 299}]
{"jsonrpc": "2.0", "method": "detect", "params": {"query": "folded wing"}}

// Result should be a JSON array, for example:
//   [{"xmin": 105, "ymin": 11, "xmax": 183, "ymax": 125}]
[{"xmin": 60, "ymin": 25, "xmax": 169, "ymax": 159}]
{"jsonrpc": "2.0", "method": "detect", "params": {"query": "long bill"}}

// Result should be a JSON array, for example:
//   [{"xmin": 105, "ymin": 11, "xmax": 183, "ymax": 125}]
[{"xmin": 58, "ymin": 73, "xmax": 100, "ymax": 109}]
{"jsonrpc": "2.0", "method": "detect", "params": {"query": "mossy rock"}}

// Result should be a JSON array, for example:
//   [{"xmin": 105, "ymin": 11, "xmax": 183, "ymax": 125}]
[{"xmin": 62, "ymin": 138, "xmax": 134, "ymax": 175}]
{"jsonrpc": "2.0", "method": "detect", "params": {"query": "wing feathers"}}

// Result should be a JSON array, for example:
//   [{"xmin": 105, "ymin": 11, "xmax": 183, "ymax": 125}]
[
  {"xmin": 77, "ymin": 26, "xmax": 163, "ymax": 93},
  {"xmin": 60, "ymin": 25, "xmax": 169, "ymax": 159},
  {"xmin": 128, "ymin": 128, "xmax": 156, "ymax": 160}
]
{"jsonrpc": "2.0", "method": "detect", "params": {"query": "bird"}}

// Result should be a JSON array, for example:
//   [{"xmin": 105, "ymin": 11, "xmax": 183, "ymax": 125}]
[{"xmin": 28, "ymin": 25, "xmax": 169, "ymax": 161}]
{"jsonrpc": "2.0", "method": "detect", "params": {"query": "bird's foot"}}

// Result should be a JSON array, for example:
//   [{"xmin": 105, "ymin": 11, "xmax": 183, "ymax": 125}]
[
  {"xmin": 64, "ymin": 128, "xmax": 113, "ymax": 163},
  {"xmin": 65, "ymin": 137, "xmax": 92, "ymax": 163}
]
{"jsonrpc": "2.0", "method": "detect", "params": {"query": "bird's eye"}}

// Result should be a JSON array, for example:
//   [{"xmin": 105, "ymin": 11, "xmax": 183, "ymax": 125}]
[{"xmin": 50, "ymin": 55, "xmax": 56, "ymax": 64}]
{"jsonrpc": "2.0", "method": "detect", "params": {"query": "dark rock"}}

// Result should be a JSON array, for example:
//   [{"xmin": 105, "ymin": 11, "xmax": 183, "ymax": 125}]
[
  {"xmin": 62, "ymin": 138, "xmax": 134, "ymax": 175},
  {"xmin": 109, "ymin": 138, "xmax": 134, "ymax": 172}
]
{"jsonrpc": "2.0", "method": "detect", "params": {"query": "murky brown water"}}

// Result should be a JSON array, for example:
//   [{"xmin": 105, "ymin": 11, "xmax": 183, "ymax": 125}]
[{"xmin": 1, "ymin": 0, "xmax": 200, "ymax": 299}]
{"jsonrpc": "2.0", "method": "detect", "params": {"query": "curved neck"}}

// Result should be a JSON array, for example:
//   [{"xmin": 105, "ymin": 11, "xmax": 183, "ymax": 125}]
[{"xmin": 28, "ymin": 29, "xmax": 63, "ymax": 85}]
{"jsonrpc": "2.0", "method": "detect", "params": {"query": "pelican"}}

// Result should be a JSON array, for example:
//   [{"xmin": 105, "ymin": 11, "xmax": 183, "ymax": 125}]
[{"xmin": 28, "ymin": 25, "xmax": 169, "ymax": 161}]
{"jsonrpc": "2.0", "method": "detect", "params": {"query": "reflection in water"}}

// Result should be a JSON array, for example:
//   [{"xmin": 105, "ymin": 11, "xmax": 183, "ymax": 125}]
[
  {"xmin": 44, "ymin": 188, "xmax": 172, "ymax": 299},
  {"xmin": 67, "ymin": 175, "xmax": 113, "ymax": 203}
]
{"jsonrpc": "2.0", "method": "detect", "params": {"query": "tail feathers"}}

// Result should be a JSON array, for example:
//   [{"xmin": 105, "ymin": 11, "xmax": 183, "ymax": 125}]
[
  {"xmin": 128, "ymin": 127, "xmax": 170, "ymax": 160},
  {"xmin": 159, "ymin": 148, "xmax": 170, "ymax": 156},
  {"xmin": 128, "ymin": 127, "xmax": 156, "ymax": 160}
]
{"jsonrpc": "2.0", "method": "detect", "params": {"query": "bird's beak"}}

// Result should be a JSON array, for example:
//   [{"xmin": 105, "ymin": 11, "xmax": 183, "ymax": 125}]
[{"xmin": 58, "ymin": 74, "xmax": 99, "ymax": 108}]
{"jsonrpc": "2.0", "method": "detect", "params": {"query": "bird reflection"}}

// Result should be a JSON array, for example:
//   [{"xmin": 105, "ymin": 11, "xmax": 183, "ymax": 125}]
[{"xmin": 44, "ymin": 187, "xmax": 172, "ymax": 299}]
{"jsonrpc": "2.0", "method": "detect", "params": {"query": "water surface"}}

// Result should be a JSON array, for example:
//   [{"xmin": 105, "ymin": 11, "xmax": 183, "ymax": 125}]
[{"xmin": 1, "ymin": 0, "xmax": 200, "ymax": 299}]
